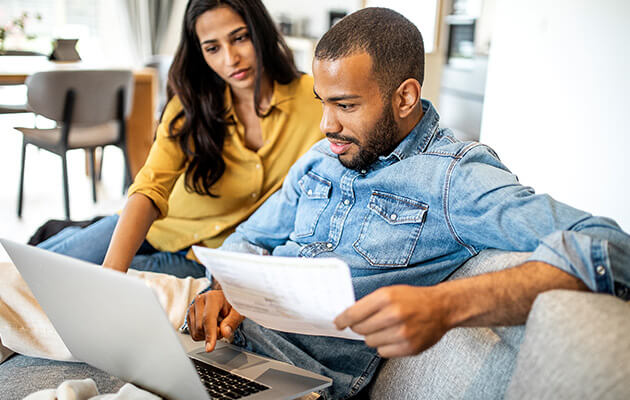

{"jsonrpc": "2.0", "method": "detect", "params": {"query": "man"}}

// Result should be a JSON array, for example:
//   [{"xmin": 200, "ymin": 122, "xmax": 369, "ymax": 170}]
[{"xmin": 187, "ymin": 7, "xmax": 630, "ymax": 399}]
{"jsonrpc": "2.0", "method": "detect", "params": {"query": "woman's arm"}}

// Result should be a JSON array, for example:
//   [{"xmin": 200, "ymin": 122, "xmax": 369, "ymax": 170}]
[
  {"xmin": 102, "ymin": 97, "xmax": 187, "ymax": 272},
  {"xmin": 102, "ymin": 193, "xmax": 160, "ymax": 272}
]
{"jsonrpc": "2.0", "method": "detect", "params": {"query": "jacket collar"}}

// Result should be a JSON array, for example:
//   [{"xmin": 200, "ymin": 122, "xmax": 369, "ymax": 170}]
[{"xmin": 381, "ymin": 99, "xmax": 440, "ymax": 162}]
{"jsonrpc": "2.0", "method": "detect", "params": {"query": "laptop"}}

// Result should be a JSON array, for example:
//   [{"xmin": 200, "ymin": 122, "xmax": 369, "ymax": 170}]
[{"xmin": 0, "ymin": 239, "xmax": 331, "ymax": 400}]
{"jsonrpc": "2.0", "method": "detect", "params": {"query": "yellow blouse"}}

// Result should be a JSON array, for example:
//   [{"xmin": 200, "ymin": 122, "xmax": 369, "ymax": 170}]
[{"xmin": 127, "ymin": 74, "xmax": 323, "ymax": 254}]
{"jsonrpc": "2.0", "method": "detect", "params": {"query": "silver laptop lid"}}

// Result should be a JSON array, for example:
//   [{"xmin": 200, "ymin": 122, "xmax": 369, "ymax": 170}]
[{"xmin": 1, "ymin": 239, "xmax": 209, "ymax": 400}]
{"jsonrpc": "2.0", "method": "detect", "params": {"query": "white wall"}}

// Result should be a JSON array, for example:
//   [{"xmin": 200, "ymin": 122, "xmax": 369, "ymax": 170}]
[
  {"xmin": 480, "ymin": 0, "xmax": 630, "ymax": 231},
  {"xmin": 263, "ymin": 0, "xmax": 362, "ymax": 38}
]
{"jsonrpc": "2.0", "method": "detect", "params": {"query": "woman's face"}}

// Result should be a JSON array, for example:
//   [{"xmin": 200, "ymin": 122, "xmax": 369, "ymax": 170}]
[{"xmin": 195, "ymin": 6, "xmax": 257, "ymax": 90}]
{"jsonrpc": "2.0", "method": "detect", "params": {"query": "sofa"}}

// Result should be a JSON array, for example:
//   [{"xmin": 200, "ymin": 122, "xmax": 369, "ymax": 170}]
[{"xmin": 1, "ymin": 250, "xmax": 628, "ymax": 399}]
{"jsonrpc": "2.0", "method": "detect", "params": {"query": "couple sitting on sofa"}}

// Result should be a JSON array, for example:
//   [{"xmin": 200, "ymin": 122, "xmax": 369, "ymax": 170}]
[{"xmin": 28, "ymin": 6, "xmax": 630, "ymax": 400}]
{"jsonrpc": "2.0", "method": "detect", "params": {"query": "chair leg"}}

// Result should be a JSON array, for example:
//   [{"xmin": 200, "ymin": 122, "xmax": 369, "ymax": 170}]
[
  {"xmin": 121, "ymin": 145, "xmax": 132, "ymax": 195},
  {"xmin": 88, "ymin": 148, "xmax": 97, "ymax": 203},
  {"xmin": 61, "ymin": 153, "xmax": 70, "ymax": 220},
  {"xmin": 97, "ymin": 146, "xmax": 104, "ymax": 181},
  {"xmin": 17, "ymin": 139, "xmax": 27, "ymax": 218}
]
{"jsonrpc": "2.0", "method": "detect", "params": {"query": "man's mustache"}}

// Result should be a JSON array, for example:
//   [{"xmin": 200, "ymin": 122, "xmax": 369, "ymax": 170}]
[{"xmin": 326, "ymin": 132, "xmax": 360, "ymax": 145}]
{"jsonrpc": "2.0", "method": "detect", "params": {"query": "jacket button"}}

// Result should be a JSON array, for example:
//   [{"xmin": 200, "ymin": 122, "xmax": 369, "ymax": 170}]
[{"xmin": 596, "ymin": 265, "xmax": 606, "ymax": 276}]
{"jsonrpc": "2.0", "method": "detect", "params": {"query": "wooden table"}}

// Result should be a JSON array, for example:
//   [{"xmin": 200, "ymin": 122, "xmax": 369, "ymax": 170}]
[{"xmin": 0, "ymin": 56, "xmax": 157, "ymax": 178}]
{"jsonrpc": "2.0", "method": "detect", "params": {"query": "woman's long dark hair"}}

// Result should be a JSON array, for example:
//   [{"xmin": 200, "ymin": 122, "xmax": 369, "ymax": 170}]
[{"xmin": 166, "ymin": 0, "xmax": 300, "ymax": 196}]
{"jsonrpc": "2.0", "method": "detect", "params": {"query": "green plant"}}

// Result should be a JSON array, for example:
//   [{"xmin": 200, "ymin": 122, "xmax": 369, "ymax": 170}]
[{"xmin": 0, "ymin": 12, "xmax": 42, "ymax": 52}]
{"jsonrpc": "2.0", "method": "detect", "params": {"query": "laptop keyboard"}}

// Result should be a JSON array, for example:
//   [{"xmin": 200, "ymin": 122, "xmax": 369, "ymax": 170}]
[{"xmin": 191, "ymin": 358, "xmax": 270, "ymax": 399}]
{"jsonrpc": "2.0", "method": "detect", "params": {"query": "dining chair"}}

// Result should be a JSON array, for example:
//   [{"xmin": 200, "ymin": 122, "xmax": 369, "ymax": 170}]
[{"xmin": 15, "ymin": 69, "xmax": 134, "ymax": 220}]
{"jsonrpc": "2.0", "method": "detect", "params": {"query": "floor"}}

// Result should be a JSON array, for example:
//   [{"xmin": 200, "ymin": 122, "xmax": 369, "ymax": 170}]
[{"xmin": 0, "ymin": 113, "xmax": 126, "ymax": 263}]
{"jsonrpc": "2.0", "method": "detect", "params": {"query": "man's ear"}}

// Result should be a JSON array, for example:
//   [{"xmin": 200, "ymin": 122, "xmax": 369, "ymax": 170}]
[{"xmin": 393, "ymin": 78, "xmax": 422, "ymax": 119}]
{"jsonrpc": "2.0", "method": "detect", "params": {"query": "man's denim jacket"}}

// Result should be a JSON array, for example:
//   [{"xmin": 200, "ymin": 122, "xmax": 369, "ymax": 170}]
[{"xmin": 220, "ymin": 100, "xmax": 630, "ymax": 301}]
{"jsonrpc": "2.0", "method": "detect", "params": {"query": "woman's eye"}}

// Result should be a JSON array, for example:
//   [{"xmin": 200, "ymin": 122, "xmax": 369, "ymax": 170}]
[
  {"xmin": 205, "ymin": 46, "xmax": 218, "ymax": 53},
  {"xmin": 235, "ymin": 33, "xmax": 249, "ymax": 42}
]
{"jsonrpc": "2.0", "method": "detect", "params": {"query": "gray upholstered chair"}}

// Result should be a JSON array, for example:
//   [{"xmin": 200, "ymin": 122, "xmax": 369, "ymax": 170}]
[{"xmin": 15, "ymin": 69, "xmax": 134, "ymax": 219}]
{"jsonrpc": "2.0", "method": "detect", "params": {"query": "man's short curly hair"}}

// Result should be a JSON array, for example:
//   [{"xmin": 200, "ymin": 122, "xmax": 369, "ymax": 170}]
[{"xmin": 315, "ymin": 7, "xmax": 425, "ymax": 99}]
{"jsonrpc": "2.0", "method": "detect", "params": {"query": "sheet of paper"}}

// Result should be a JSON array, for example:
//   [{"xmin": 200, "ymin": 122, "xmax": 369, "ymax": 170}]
[{"xmin": 192, "ymin": 246, "xmax": 363, "ymax": 341}]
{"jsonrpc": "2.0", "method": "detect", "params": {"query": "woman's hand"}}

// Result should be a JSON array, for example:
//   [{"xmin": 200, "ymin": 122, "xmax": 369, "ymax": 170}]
[{"xmin": 187, "ymin": 290, "xmax": 244, "ymax": 352}]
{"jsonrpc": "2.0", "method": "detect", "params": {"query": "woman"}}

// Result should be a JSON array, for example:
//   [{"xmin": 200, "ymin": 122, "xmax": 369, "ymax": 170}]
[{"xmin": 38, "ymin": 0, "xmax": 323, "ymax": 278}]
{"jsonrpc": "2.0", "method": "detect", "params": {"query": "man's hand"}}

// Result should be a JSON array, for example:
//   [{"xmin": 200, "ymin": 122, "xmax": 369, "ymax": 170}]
[
  {"xmin": 334, "ymin": 285, "xmax": 450, "ymax": 358},
  {"xmin": 187, "ymin": 290, "xmax": 244, "ymax": 352},
  {"xmin": 335, "ymin": 261, "xmax": 589, "ymax": 359}
]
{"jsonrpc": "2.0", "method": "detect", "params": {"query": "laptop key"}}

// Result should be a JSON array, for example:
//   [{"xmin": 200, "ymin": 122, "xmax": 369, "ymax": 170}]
[
  {"xmin": 192, "ymin": 358, "xmax": 270, "ymax": 398},
  {"xmin": 231, "ymin": 387, "xmax": 251, "ymax": 397}
]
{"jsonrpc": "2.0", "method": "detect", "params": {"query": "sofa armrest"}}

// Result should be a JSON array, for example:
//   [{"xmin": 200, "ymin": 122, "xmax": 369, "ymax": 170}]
[
  {"xmin": 506, "ymin": 290, "xmax": 630, "ymax": 400},
  {"xmin": 368, "ymin": 250, "xmax": 531, "ymax": 400}
]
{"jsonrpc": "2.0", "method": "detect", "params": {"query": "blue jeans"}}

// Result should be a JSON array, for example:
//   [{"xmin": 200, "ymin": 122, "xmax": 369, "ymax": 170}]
[{"xmin": 37, "ymin": 214, "xmax": 206, "ymax": 278}]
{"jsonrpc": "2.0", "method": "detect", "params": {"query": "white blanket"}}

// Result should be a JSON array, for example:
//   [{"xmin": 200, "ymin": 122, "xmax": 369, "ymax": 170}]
[
  {"xmin": 23, "ymin": 379, "xmax": 160, "ymax": 400},
  {"xmin": 0, "ymin": 261, "xmax": 209, "ymax": 362}
]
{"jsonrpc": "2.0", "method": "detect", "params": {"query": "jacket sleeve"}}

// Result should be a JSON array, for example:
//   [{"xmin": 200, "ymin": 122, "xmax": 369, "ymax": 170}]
[{"xmin": 446, "ymin": 144, "xmax": 630, "ymax": 299}]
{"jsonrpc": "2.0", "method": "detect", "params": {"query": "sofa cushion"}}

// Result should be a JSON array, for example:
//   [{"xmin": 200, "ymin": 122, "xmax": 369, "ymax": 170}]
[
  {"xmin": 505, "ymin": 290, "xmax": 630, "ymax": 400},
  {"xmin": 368, "ymin": 250, "xmax": 531, "ymax": 400},
  {"xmin": 0, "ymin": 354, "xmax": 125, "ymax": 400}
]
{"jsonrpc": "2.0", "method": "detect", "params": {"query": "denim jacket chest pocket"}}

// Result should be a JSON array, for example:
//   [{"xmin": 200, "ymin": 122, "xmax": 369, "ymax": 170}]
[
  {"xmin": 294, "ymin": 171, "xmax": 332, "ymax": 238},
  {"xmin": 353, "ymin": 191, "xmax": 428, "ymax": 267}
]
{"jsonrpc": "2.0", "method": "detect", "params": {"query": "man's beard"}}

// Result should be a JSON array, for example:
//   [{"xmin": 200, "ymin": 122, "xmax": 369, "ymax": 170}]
[{"xmin": 339, "ymin": 105, "xmax": 399, "ymax": 171}]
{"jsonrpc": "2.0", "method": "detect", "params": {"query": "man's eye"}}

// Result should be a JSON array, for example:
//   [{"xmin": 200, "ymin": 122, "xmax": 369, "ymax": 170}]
[{"xmin": 337, "ymin": 103, "xmax": 354, "ymax": 110}]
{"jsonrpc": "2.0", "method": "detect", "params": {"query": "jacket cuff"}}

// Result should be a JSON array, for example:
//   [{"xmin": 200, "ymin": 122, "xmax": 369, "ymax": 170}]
[{"xmin": 527, "ymin": 231, "xmax": 614, "ymax": 295}]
